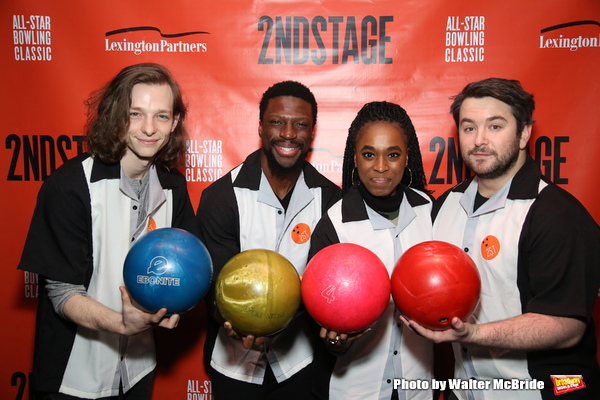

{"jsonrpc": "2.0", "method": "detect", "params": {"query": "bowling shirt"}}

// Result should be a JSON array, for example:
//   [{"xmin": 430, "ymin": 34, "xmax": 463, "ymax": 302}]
[
  {"xmin": 432, "ymin": 156, "xmax": 600, "ymax": 400},
  {"xmin": 18, "ymin": 154, "xmax": 195, "ymax": 398},
  {"xmin": 196, "ymin": 149, "xmax": 341, "ymax": 385},
  {"xmin": 309, "ymin": 185, "xmax": 434, "ymax": 400}
]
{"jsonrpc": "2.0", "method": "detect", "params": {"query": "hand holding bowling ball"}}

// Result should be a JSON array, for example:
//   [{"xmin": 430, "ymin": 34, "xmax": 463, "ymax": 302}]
[
  {"xmin": 319, "ymin": 326, "xmax": 372, "ymax": 353},
  {"xmin": 119, "ymin": 286, "xmax": 181, "ymax": 333},
  {"xmin": 398, "ymin": 314, "xmax": 473, "ymax": 344},
  {"xmin": 223, "ymin": 321, "xmax": 265, "ymax": 349},
  {"xmin": 123, "ymin": 228, "xmax": 213, "ymax": 315},
  {"xmin": 391, "ymin": 241, "xmax": 481, "ymax": 331},
  {"xmin": 215, "ymin": 249, "xmax": 301, "ymax": 337},
  {"xmin": 301, "ymin": 243, "xmax": 391, "ymax": 334}
]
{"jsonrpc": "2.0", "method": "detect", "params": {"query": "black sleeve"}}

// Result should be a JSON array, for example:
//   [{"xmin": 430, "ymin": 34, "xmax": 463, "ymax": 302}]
[
  {"xmin": 431, "ymin": 189, "xmax": 451, "ymax": 223},
  {"xmin": 194, "ymin": 175, "xmax": 240, "ymax": 316},
  {"xmin": 519, "ymin": 184, "xmax": 600, "ymax": 320},
  {"xmin": 18, "ymin": 161, "xmax": 93, "ymax": 286},
  {"xmin": 308, "ymin": 180, "xmax": 341, "ymax": 262},
  {"xmin": 322, "ymin": 183, "xmax": 342, "ymax": 215},
  {"xmin": 308, "ymin": 213, "xmax": 340, "ymax": 262},
  {"xmin": 170, "ymin": 170, "xmax": 196, "ymax": 233},
  {"xmin": 519, "ymin": 183, "xmax": 600, "ymax": 392}
]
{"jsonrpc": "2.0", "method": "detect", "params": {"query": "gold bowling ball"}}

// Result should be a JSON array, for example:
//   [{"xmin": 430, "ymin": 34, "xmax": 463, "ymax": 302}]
[{"xmin": 215, "ymin": 249, "xmax": 301, "ymax": 337}]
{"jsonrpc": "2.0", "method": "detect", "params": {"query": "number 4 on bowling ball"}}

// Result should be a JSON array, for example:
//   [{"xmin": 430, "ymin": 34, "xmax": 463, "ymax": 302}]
[{"xmin": 321, "ymin": 285, "xmax": 336, "ymax": 303}]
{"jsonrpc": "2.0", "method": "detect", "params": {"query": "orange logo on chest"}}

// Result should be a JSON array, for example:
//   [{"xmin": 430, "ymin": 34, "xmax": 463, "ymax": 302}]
[
  {"xmin": 481, "ymin": 235, "xmax": 500, "ymax": 260},
  {"xmin": 291, "ymin": 223, "xmax": 311, "ymax": 244}
]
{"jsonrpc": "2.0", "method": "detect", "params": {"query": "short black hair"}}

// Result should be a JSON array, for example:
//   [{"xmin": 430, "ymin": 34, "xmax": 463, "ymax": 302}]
[{"xmin": 259, "ymin": 81, "xmax": 317, "ymax": 126}]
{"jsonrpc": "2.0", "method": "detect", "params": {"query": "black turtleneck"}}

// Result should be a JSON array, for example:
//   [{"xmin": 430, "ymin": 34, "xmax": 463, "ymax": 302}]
[{"xmin": 357, "ymin": 182, "xmax": 403, "ymax": 220}]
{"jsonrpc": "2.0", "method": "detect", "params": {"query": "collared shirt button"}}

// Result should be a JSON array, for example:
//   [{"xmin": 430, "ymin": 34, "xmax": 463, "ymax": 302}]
[
  {"xmin": 277, "ymin": 210, "xmax": 283, "ymax": 215},
  {"xmin": 464, "ymin": 247, "xmax": 469, "ymax": 253},
  {"xmin": 133, "ymin": 205, "xmax": 138, "ymax": 210},
  {"xmin": 393, "ymin": 350, "xmax": 398, "ymax": 355}
]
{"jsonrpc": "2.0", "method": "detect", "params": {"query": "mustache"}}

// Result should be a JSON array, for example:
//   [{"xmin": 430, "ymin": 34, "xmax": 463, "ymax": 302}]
[
  {"xmin": 467, "ymin": 145, "xmax": 497, "ymax": 157},
  {"xmin": 271, "ymin": 139, "xmax": 305, "ymax": 149}
]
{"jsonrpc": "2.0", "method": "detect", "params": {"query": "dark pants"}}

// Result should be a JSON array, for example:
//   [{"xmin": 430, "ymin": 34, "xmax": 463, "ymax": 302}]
[
  {"xmin": 209, "ymin": 363, "xmax": 318, "ymax": 400},
  {"xmin": 37, "ymin": 370, "xmax": 155, "ymax": 400}
]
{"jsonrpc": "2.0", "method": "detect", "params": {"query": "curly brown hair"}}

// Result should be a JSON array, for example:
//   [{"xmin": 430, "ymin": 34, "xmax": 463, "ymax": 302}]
[{"xmin": 84, "ymin": 63, "xmax": 187, "ymax": 168}]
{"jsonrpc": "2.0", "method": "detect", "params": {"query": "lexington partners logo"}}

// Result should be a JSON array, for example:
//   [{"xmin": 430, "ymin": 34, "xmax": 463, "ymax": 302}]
[
  {"xmin": 540, "ymin": 20, "xmax": 600, "ymax": 51},
  {"xmin": 105, "ymin": 26, "xmax": 209, "ymax": 55},
  {"xmin": 308, "ymin": 147, "xmax": 344, "ymax": 183}
]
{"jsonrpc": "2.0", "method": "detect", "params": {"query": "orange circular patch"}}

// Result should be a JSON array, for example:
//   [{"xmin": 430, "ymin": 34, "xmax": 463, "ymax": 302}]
[
  {"xmin": 291, "ymin": 223, "xmax": 311, "ymax": 244},
  {"xmin": 147, "ymin": 217, "xmax": 156, "ymax": 232},
  {"xmin": 481, "ymin": 235, "xmax": 500, "ymax": 260}
]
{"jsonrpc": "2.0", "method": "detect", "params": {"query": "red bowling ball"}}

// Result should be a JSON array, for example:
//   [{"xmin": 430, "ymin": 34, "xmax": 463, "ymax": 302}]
[
  {"xmin": 302, "ymin": 243, "xmax": 391, "ymax": 333},
  {"xmin": 391, "ymin": 241, "xmax": 481, "ymax": 330}
]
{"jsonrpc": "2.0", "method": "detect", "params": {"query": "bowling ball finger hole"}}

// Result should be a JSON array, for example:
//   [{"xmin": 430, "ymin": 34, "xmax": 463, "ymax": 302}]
[{"xmin": 439, "ymin": 318, "xmax": 448, "ymax": 323}]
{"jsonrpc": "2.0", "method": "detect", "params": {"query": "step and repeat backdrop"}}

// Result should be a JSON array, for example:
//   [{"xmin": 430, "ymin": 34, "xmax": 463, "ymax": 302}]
[{"xmin": 2, "ymin": 0, "xmax": 599, "ymax": 398}]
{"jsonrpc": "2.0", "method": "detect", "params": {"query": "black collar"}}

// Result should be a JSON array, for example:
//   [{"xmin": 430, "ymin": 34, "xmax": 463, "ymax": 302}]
[
  {"xmin": 88, "ymin": 154, "xmax": 181, "ymax": 189},
  {"xmin": 341, "ymin": 185, "xmax": 429, "ymax": 223},
  {"xmin": 451, "ymin": 155, "xmax": 543, "ymax": 200}
]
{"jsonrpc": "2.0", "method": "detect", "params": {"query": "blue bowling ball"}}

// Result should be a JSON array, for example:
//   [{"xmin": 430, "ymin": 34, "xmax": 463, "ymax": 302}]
[{"xmin": 123, "ymin": 228, "xmax": 212, "ymax": 314}]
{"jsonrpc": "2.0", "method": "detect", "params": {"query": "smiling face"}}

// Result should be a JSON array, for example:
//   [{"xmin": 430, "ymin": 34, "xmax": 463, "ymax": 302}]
[
  {"xmin": 121, "ymin": 83, "xmax": 179, "ymax": 178},
  {"xmin": 259, "ymin": 96, "xmax": 314, "ymax": 176},
  {"xmin": 458, "ymin": 96, "xmax": 530, "ymax": 183},
  {"xmin": 354, "ymin": 122, "xmax": 408, "ymax": 198}
]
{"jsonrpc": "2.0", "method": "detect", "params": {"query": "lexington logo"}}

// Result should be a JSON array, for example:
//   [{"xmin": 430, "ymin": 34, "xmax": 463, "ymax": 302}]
[
  {"xmin": 105, "ymin": 26, "xmax": 210, "ymax": 55},
  {"xmin": 539, "ymin": 20, "xmax": 600, "ymax": 51}
]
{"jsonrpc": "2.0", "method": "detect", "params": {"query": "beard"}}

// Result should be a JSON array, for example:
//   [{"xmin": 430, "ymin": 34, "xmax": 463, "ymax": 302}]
[
  {"xmin": 263, "ymin": 140, "xmax": 309, "ymax": 177},
  {"xmin": 463, "ymin": 135, "xmax": 521, "ymax": 180}
]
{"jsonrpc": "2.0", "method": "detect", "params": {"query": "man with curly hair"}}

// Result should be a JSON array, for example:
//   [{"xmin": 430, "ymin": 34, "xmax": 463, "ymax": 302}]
[{"xmin": 19, "ymin": 63, "xmax": 194, "ymax": 399}]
